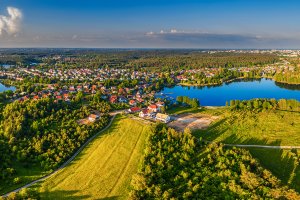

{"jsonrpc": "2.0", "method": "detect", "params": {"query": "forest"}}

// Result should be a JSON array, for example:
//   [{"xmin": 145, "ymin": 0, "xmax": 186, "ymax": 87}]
[
  {"xmin": 0, "ymin": 98, "xmax": 110, "ymax": 192},
  {"xmin": 274, "ymin": 69, "xmax": 300, "ymax": 85},
  {"xmin": 130, "ymin": 123, "xmax": 300, "ymax": 199},
  {"xmin": 128, "ymin": 52, "xmax": 279, "ymax": 70}
]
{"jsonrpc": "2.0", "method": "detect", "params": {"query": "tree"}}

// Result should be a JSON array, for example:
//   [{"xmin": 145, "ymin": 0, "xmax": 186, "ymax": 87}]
[{"xmin": 176, "ymin": 96, "xmax": 183, "ymax": 103}]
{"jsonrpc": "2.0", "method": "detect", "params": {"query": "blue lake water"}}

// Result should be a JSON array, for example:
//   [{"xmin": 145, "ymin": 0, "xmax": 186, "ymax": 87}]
[
  {"xmin": 0, "ymin": 83, "xmax": 16, "ymax": 92},
  {"xmin": 157, "ymin": 78, "xmax": 300, "ymax": 106}
]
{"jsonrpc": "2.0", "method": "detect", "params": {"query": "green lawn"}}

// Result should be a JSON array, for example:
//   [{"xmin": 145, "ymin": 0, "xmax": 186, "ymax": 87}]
[
  {"xmin": 35, "ymin": 115, "xmax": 150, "ymax": 200},
  {"xmin": 167, "ymin": 106, "xmax": 200, "ymax": 114},
  {"xmin": 195, "ymin": 109, "xmax": 300, "ymax": 146}
]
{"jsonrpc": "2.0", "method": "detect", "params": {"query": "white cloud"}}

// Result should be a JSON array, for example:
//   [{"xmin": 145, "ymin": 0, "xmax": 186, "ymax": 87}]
[
  {"xmin": 170, "ymin": 29, "xmax": 177, "ymax": 33},
  {"xmin": 0, "ymin": 7, "xmax": 22, "ymax": 36},
  {"xmin": 146, "ymin": 31, "xmax": 154, "ymax": 35}
]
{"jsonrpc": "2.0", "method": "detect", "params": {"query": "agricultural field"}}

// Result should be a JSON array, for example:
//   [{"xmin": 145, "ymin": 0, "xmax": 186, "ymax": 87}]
[{"xmin": 34, "ymin": 115, "xmax": 150, "ymax": 199}]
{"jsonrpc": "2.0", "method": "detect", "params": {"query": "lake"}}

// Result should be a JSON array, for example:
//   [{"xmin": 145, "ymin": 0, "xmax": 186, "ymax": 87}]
[
  {"xmin": 0, "ymin": 83, "xmax": 16, "ymax": 92},
  {"xmin": 157, "ymin": 78, "xmax": 300, "ymax": 106}
]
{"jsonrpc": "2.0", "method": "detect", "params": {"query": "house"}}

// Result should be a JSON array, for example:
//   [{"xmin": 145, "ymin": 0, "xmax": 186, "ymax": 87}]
[
  {"xmin": 129, "ymin": 99, "xmax": 137, "ymax": 106},
  {"xmin": 92, "ymin": 85, "xmax": 97, "ymax": 90},
  {"xmin": 110, "ymin": 95, "xmax": 118, "ymax": 103},
  {"xmin": 156, "ymin": 113, "xmax": 171, "ymax": 123},
  {"xmin": 139, "ymin": 109, "xmax": 155, "ymax": 118},
  {"xmin": 156, "ymin": 101, "xmax": 165, "ymax": 108},
  {"xmin": 63, "ymin": 93, "xmax": 69, "ymax": 99},
  {"xmin": 136, "ymin": 97, "xmax": 144, "ymax": 103},
  {"xmin": 56, "ymin": 95, "xmax": 62, "ymax": 100},
  {"xmin": 148, "ymin": 104, "xmax": 159, "ymax": 112},
  {"xmin": 118, "ymin": 96, "xmax": 127, "ymax": 103},
  {"xmin": 77, "ymin": 85, "xmax": 83, "ymax": 91},
  {"xmin": 88, "ymin": 114, "xmax": 100, "ymax": 122},
  {"xmin": 69, "ymin": 86, "xmax": 75, "ymax": 91},
  {"xmin": 33, "ymin": 95, "xmax": 39, "ymax": 100},
  {"xmin": 139, "ymin": 109, "xmax": 149, "ymax": 118},
  {"xmin": 128, "ymin": 107, "xmax": 141, "ymax": 113}
]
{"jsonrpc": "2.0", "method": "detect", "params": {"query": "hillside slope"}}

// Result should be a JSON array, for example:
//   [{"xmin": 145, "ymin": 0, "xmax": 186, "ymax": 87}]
[{"xmin": 37, "ymin": 115, "xmax": 150, "ymax": 200}]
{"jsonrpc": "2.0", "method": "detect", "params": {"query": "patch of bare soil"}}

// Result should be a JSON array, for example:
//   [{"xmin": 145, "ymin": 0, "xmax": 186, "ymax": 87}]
[{"xmin": 168, "ymin": 113, "xmax": 219, "ymax": 131}]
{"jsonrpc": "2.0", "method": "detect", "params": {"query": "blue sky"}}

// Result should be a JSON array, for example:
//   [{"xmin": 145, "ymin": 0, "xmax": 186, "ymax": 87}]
[{"xmin": 0, "ymin": 0, "xmax": 300, "ymax": 48}]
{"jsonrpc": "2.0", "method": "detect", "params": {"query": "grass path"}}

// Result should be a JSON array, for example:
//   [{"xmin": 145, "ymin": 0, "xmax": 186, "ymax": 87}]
[{"xmin": 37, "ymin": 115, "xmax": 150, "ymax": 200}]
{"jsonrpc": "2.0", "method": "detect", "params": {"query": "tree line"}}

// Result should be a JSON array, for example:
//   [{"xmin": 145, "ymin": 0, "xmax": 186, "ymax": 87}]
[
  {"xmin": 176, "ymin": 96, "xmax": 200, "ymax": 108},
  {"xmin": 229, "ymin": 99, "xmax": 300, "ymax": 112}
]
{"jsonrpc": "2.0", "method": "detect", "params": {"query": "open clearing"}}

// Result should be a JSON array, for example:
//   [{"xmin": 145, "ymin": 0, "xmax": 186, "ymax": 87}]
[
  {"xmin": 248, "ymin": 148, "xmax": 300, "ymax": 192},
  {"xmin": 195, "ymin": 110, "xmax": 300, "ymax": 146},
  {"xmin": 36, "ymin": 115, "xmax": 150, "ymax": 200},
  {"xmin": 169, "ymin": 113, "xmax": 219, "ymax": 131}
]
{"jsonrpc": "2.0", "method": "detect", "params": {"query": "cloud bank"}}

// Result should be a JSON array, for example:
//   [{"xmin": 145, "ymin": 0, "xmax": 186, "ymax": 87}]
[
  {"xmin": 143, "ymin": 29, "xmax": 300, "ymax": 48},
  {"xmin": 0, "ymin": 7, "xmax": 22, "ymax": 36}
]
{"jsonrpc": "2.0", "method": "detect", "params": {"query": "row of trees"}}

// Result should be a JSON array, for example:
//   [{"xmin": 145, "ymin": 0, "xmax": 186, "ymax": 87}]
[
  {"xmin": 229, "ymin": 99, "xmax": 300, "ymax": 112},
  {"xmin": 130, "ymin": 124, "xmax": 299, "ymax": 199},
  {"xmin": 176, "ymin": 96, "xmax": 200, "ymax": 108}
]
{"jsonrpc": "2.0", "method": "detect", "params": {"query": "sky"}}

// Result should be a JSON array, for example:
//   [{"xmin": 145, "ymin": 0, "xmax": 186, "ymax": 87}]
[{"xmin": 0, "ymin": 0, "xmax": 300, "ymax": 48}]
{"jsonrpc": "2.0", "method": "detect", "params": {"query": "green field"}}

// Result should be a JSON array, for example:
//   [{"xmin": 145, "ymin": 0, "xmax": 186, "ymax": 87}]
[
  {"xmin": 189, "ymin": 108, "xmax": 300, "ymax": 192},
  {"xmin": 195, "ymin": 109, "xmax": 300, "ymax": 146},
  {"xmin": 35, "ymin": 115, "xmax": 150, "ymax": 199},
  {"xmin": 248, "ymin": 148, "xmax": 300, "ymax": 192}
]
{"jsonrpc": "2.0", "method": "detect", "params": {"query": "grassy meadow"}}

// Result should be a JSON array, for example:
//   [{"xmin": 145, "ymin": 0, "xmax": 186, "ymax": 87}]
[
  {"xmin": 189, "ymin": 107, "xmax": 300, "ymax": 192},
  {"xmin": 168, "ymin": 106, "xmax": 300, "ymax": 192},
  {"xmin": 195, "ymin": 109, "xmax": 300, "ymax": 146},
  {"xmin": 248, "ymin": 148, "xmax": 300, "ymax": 192},
  {"xmin": 35, "ymin": 115, "xmax": 150, "ymax": 200}
]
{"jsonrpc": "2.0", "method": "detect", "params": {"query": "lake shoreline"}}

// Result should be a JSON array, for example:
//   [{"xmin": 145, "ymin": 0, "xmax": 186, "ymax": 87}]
[
  {"xmin": 158, "ymin": 78, "xmax": 300, "ymax": 106},
  {"xmin": 178, "ymin": 76, "xmax": 300, "ymax": 87}
]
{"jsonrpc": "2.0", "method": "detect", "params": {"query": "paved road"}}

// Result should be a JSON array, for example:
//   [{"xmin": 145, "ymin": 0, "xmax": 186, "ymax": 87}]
[{"xmin": 2, "ymin": 113, "xmax": 117, "ymax": 198}]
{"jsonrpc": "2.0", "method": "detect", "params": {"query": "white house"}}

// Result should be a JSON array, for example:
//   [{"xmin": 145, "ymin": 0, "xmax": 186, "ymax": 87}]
[
  {"xmin": 88, "ymin": 114, "xmax": 100, "ymax": 122},
  {"xmin": 156, "ymin": 113, "xmax": 171, "ymax": 123}
]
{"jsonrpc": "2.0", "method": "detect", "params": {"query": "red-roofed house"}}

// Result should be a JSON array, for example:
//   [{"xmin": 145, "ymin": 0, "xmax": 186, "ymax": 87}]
[
  {"xmin": 33, "ymin": 95, "xmax": 39, "ymax": 100},
  {"xmin": 110, "ymin": 95, "xmax": 118, "ymax": 103},
  {"xmin": 139, "ymin": 108, "xmax": 155, "ymax": 118},
  {"xmin": 148, "ymin": 104, "xmax": 159, "ymax": 112},
  {"xmin": 129, "ymin": 99, "xmax": 137, "ymax": 106},
  {"xmin": 128, "ymin": 107, "xmax": 141, "ymax": 113}
]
